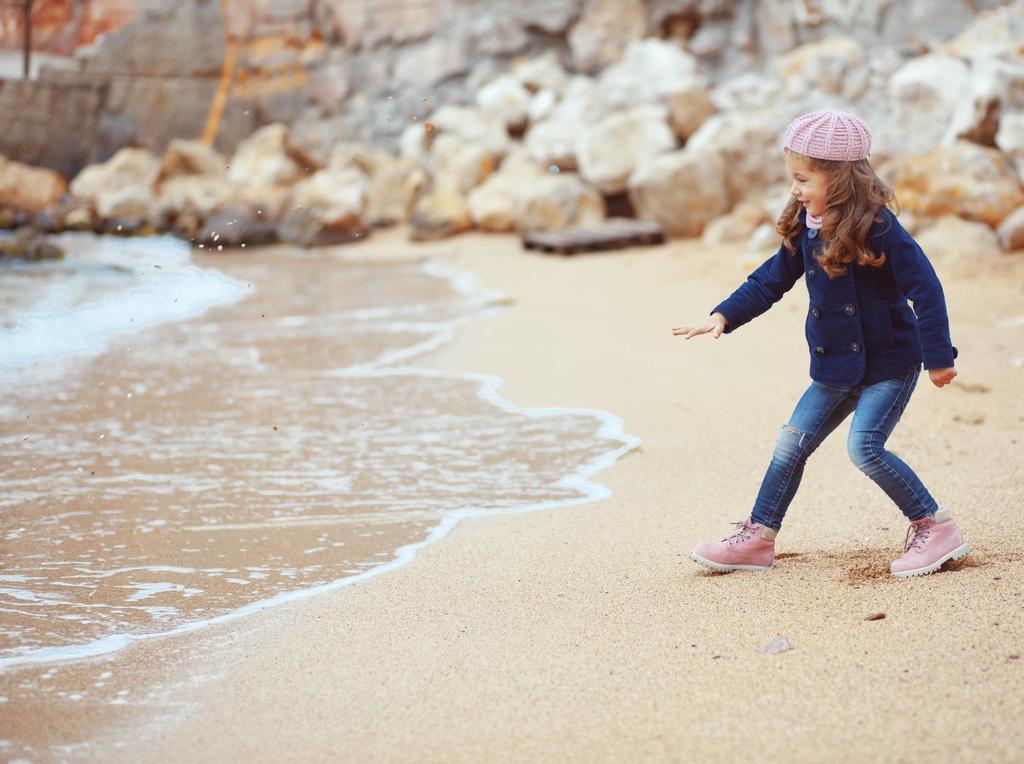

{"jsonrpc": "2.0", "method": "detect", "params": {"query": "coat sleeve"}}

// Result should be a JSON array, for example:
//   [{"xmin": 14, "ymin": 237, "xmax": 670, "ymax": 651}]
[
  {"xmin": 883, "ymin": 222, "xmax": 958, "ymax": 369},
  {"xmin": 710, "ymin": 242, "xmax": 805, "ymax": 333}
]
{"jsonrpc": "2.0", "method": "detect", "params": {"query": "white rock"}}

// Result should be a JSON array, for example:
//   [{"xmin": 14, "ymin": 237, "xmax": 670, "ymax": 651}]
[
  {"xmin": 774, "ymin": 36, "xmax": 867, "ymax": 102},
  {"xmin": 96, "ymin": 186, "xmax": 159, "ymax": 222},
  {"xmin": 888, "ymin": 55, "xmax": 971, "ymax": 156},
  {"xmin": 685, "ymin": 107, "xmax": 791, "ymax": 205},
  {"xmin": 595, "ymin": 38, "xmax": 704, "ymax": 115},
  {"xmin": 431, "ymin": 134, "xmax": 498, "ymax": 196},
  {"xmin": 995, "ymin": 205, "xmax": 1024, "ymax": 252},
  {"xmin": 227, "ymin": 124, "xmax": 317, "ymax": 188},
  {"xmin": 996, "ymin": 111, "xmax": 1024, "ymax": 181},
  {"xmin": 525, "ymin": 76, "xmax": 603, "ymax": 170},
  {"xmin": 568, "ymin": 0, "xmax": 647, "ymax": 73},
  {"xmin": 511, "ymin": 50, "xmax": 569, "ymax": 95},
  {"xmin": 666, "ymin": 81, "xmax": 716, "ymax": 141},
  {"xmin": 429, "ymin": 104, "xmax": 510, "ymax": 159},
  {"xmin": 476, "ymin": 73, "xmax": 532, "ymax": 131},
  {"xmin": 577, "ymin": 104, "xmax": 676, "ymax": 194},
  {"xmin": 915, "ymin": 215, "xmax": 1004, "ymax": 276},
  {"xmin": 527, "ymin": 88, "xmax": 558, "ymax": 124},
  {"xmin": 627, "ymin": 149, "xmax": 730, "ymax": 237},
  {"xmin": 515, "ymin": 173, "xmax": 605, "ymax": 231},
  {"xmin": 467, "ymin": 152, "xmax": 547, "ymax": 231},
  {"xmin": 710, "ymin": 72, "xmax": 785, "ymax": 112},
  {"xmin": 949, "ymin": 58, "xmax": 1024, "ymax": 147},
  {"xmin": 290, "ymin": 166, "xmax": 367, "ymax": 227},
  {"xmin": 70, "ymin": 148, "xmax": 161, "ymax": 204}
]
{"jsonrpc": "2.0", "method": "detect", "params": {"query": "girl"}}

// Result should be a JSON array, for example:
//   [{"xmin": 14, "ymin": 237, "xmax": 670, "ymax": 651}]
[{"xmin": 672, "ymin": 108, "xmax": 970, "ymax": 578}]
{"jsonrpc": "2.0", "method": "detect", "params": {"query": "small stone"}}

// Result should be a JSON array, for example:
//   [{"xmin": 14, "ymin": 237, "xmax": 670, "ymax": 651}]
[
  {"xmin": 761, "ymin": 635, "xmax": 794, "ymax": 655},
  {"xmin": 865, "ymin": 613, "xmax": 886, "ymax": 621},
  {"xmin": 424, "ymin": 122, "xmax": 436, "ymax": 134}
]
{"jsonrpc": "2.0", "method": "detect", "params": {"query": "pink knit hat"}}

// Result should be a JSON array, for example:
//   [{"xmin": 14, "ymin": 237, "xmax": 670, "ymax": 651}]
[{"xmin": 783, "ymin": 109, "xmax": 872, "ymax": 161}]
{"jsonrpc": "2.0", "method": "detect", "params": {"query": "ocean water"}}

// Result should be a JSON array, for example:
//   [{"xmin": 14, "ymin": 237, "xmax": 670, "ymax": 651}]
[{"xmin": 0, "ymin": 236, "xmax": 638, "ymax": 687}]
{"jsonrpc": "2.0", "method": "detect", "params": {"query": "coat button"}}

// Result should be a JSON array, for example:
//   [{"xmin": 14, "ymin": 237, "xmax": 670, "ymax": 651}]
[
  {"xmin": 844, "ymin": 303, "xmax": 856, "ymax": 316},
  {"xmin": 851, "ymin": 342, "xmax": 861, "ymax": 353},
  {"xmin": 812, "ymin": 307, "xmax": 821, "ymax": 319},
  {"xmin": 815, "ymin": 346, "xmax": 826, "ymax": 355},
  {"xmin": 808, "ymin": 267, "xmax": 816, "ymax": 278},
  {"xmin": 808, "ymin": 229, "xmax": 818, "ymax": 239}
]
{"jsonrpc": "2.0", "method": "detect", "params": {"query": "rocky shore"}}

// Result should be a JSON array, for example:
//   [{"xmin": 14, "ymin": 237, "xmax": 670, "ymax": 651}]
[{"xmin": 2, "ymin": 4, "xmax": 1024, "ymax": 263}]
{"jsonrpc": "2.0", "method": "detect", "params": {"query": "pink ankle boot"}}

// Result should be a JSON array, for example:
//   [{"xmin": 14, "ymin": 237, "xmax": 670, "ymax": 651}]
[
  {"xmin": 691, "ymin": 517, "xmax": 775, "ymax": 572},
  {"xmin": 890, "ymin": 507, "xmax": 970, "ymax": 577}
]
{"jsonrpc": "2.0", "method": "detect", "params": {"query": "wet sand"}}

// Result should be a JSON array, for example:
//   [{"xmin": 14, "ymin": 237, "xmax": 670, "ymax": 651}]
[{"xmin": 10, "ymin": 227, "xmax": 1024, "ymax": 761}]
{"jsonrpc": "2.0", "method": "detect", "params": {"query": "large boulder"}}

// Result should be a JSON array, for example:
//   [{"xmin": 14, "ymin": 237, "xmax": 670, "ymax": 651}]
[
  {"xmin": 628, "ymin": 149, "xmax": 730, "ymax": 237},
  {"xmin": 515, "ymin": 173, "xmax": 604, "ymax": 231},
  {"xmin": 0, "ymin": 227, "xmax": 64, "ymax": 260},
  {"xmin": 70, "ymin": 148, "xmax": 161, "ymax": 206},
  {"xmin": 365, "ymin": 156, "xmax": 427, "ymax": 227},
  {"xmin": 567, "ymin": 0, "xmax": 647, "ymax": 73},
  {"xmin": 476, "ymin": 74, "xmax": 532, "ymax": 132},
  {"xmin": 954, "ymin": 57, "xmax": 1024, "ymax": 147},
  {"xmin": 511, "ymin": 50, "xmax": 569, "ymax": 95},
  {"xmin": 0, "ymin": 156, "xmax": 67, "ymax": 214},
  {"xmin": 915, "ymin": 215, "xmax": 1004, "ymax": 276},
  {"xmin": 431, "ymin": 134, "xmax": 499, "ymax": 196},
  {"xmin": 594, "ymin": 38, "xmax": 704, "ymax": 115},
  {"xmin": 409, "ymin": 193, "xmax": 472, "ymax": 241},
  {"xmin": 279, "ymin": 166, "xmax": 368, "ymax": 246},
  {"xmin": 158, "ymin": 139, "xmax": 226, "ymax": 182},
  {"xmin": 577, "ymin": 104, "xmax": 676, "ymax": 194},
  {"xmin": 710, "ymin": 72, "xmax": 785, "ymax": 112},
  {"xmin": 701, "ymin": 201, "xmax": 771, "ymax": 245},
  {"xmin": 996, "ymin": 205, "xmax": 1024, "ymax": 252},
  {"xmin": 157, "ymin": 175, "xmax": 236, "ymax": 221},
  {"xmin": 880, "ymin": 141, "xmax": 1024, "ymax": 227},
  {"xmin": 666, "ymin": 82, "xmax": 716, "ymax": 142},
  {"xmin": 995, "ymin": 111, "xmax": 1024, "ymax": 180},
  {"xmin": 424, "ymin": 105, "xmax": 510, "ymax": 160},
  {"xmin": 886, "ymin": 55, "xmax": 971, "ymax": 156},
  {"xmin": 196, "ymin": 204, "xmax": 279, "ymax": 249},
  {"xmin": 774, "ymin": 37, "xmax": 868, "ymax": 102},
  {"xmin": 467, "ymin": 151, "xmax": 547, "ymax": 231},
  {"xmin": 936, "ymin": 2, "xmax": 1024, "ymax": 60},
  {"xmin": 96, "ymin": 186, "xmax": 160, "ymax": 226},
  {"xmin": 525, "ymin": 76, "xmax": 603, "ymax": 170},
  {"xmin": 684, "ymin": 107, "xmax": 791, "ymax": 205},
  {"xmin": 227, "ymin": 124, "xmax": 319, "ymax": 188}
]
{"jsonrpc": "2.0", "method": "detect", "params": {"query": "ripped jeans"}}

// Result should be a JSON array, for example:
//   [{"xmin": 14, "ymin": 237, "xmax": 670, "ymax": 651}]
[{"xmin": 750, "ymin": 367, "xmax": 938, "ymax": 531}]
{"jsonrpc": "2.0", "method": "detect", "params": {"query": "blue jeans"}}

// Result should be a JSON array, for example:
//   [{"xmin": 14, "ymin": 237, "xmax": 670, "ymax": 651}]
[{"xmin": 750, "ymin": 367, "xmax": 938, "ymax": 530}]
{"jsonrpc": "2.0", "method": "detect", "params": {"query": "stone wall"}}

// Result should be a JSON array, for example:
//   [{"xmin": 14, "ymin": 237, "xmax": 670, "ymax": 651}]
[
  {"xmin": 0, "ymin": 0, "xmax": 139, "ymax": 55},
  {"xmin": 0, "ymin": 0, "xmax": 1015, "ymax": 176}
]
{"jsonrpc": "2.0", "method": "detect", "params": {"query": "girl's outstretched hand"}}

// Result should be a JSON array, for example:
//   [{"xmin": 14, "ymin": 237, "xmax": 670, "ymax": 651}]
[
  {"xmin": 672, "ymin": 312, "xmax": 728, "ymax": 340},
  {"xmin": 928, "ymin": 367, "xmax": 957, "ymax": 387}
]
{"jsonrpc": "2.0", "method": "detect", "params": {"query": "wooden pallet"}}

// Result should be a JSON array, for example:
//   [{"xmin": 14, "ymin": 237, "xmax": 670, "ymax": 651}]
[{"xmin": 521, "ymin": 219, "xmax": 665, "ymax": 255}]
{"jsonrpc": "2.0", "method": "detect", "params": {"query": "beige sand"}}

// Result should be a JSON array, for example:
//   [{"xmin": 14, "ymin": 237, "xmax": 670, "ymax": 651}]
[{"xmin": 47, "ymin": 229, "xmax": 1024, "ymax": 760}]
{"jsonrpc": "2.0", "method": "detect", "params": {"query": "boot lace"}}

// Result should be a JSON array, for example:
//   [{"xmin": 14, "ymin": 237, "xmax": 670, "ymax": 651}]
[
  {"xmin": 724, "ymin": 519, "xmax": 758, "ymax": 545},
  {"xmin": 903, "ymin": 520, "xmax": 933, "ymax": 553}
]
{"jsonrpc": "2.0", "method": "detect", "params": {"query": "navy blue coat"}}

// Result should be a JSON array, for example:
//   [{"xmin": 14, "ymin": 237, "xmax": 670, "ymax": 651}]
[{"xmin": 711, "ymin": 207, "xmax": 958, "ymax": 388}]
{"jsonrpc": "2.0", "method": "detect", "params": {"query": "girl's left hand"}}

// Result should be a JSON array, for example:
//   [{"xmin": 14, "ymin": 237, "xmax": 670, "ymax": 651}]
[{"xmin": 929, "ymin": 367, "xmax": 957, "ymax": 387}]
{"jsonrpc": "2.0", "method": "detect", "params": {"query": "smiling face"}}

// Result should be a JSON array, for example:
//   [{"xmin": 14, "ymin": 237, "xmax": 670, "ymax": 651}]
[{"xmin": 785, "ymin": 152, "xmax": 830, "ymax": 218}]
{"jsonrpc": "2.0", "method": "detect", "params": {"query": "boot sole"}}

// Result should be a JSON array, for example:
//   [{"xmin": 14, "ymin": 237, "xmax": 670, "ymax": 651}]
[
  {"xmin": 690, "ymin": 552, "xmax": 773, "ymax": 572},
  {"xmin": 891, "ymin": 543, "xmax": 971, "ymax": 578}
]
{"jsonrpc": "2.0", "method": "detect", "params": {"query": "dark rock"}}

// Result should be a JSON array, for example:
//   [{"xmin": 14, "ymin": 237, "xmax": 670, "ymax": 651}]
[
  {"xmin": 277, "ymin": 206, "xmax": 367, "ymax": 248},
  {"xmin": 197, "ymin": 205, "xmax": 278, "ymax": 249},
  {"xmin": 0, "ymin": 226, "xmax": 64, "ymax": 260}
]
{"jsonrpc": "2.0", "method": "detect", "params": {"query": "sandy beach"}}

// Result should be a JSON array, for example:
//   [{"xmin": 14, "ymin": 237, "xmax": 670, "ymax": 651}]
[{"xmin": 7, "ymin": 227, "xmax": 1024, "ymax": 762}]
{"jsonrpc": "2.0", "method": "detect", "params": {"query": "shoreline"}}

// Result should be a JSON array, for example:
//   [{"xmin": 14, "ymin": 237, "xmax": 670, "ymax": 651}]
[{"xmin": 11, "ymin": 226, "xmax": 1024, "ymax": 761}]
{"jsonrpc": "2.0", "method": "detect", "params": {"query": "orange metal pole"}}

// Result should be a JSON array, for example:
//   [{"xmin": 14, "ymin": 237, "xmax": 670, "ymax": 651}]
[{"xmin": 201, "ymin": 0, "xmax": 236, "ymax": 146}]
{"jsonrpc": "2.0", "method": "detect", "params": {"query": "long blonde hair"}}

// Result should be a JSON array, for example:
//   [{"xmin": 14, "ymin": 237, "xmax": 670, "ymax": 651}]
[{"xmin": 777, "ymin": 149, "xmax": 900, "ymax": 279}]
